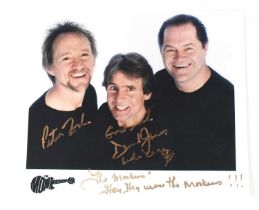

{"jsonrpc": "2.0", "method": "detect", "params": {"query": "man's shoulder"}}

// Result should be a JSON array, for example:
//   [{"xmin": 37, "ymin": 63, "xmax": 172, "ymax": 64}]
[
  {"xmin": 29, "ymin": 92, "xmax": 47, "ymax": 112},
  {"xmin": 154, "ymin": 68, "xmax": 175, "ymax": 88},
  {"xmin": 154, "ymin": 68, "xmax": 169, "ymax": 78},
  {"xmin": 98, "ymin": 102, "xmax": 109, "ymax": 115},
  {"xmin": 82, "ymin": 84, "xmax": 98, "ymax": 111},
  {"xmin": 210, "ymin": 68, "xmax": 234, "ymax": 91},
  {"xmin": 84, "ymin": 84, "xmax": 97, "ymax": 99},
  {"xmin": 86, "ymin": 84, "xmax": 96, "ymax": 93},
  {"xmin": 96, "ymin": 102, "xmax": 114, "ymax": 126}
]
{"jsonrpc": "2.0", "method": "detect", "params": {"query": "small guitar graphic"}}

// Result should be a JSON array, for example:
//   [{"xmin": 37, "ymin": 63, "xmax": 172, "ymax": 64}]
[{"xmin": 31, "ymin": 175, "xmax": 75, "ymax": 193}]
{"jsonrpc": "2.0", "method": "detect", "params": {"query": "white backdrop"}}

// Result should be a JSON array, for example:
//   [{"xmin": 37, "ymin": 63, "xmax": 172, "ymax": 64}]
[{"xmin": 0, "ymin": 0, "xmax": 258, "ymax": 209}]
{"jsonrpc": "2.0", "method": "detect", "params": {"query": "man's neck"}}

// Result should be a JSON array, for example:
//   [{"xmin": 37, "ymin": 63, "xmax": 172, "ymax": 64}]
[{"xmin": 45, "ymin": 85, "xmax": 85, "ymax": 111}]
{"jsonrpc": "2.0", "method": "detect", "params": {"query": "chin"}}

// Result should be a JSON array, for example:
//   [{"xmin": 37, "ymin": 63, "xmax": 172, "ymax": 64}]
[
  {"xmin": 78, "ymin": 83, "xmax": 90, "ymax": 91},
  {"xmin": 114, "ymin": 116, "xmax": 127, "ymax": 123}
]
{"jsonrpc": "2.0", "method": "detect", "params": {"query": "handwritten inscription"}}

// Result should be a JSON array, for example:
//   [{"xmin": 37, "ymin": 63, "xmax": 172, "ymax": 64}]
[
  {"xmin": 105, "ymin": 110, "xmax": 153, "ymax": 140},
  {"xmin": 41, "ymin": 112, "xmax": 91, "ymax": 149},
  {"xmin": 81, "ymin": 171, "xmax": 108, "ymax": 189},
  {"xmin": 123, "ymin": 182, "xmax": 140, "ymax": 193},
  {"xmin": 105, "ymin": 126, "xmax": 127, "ymax": 140},
  {"xmin": 143, "ymin": 182, "xmax": 165, "ymax": 190},
  {"xmin": 184, "ymin": 179, "xmax": 222, "ymax": 188},
  {"xmin": 101, "ymin": 184, "xmax": 122, "ymax": 194},
  {"xmin": 104, "ymin": 109, "xmax": 175, "ymax": 167},
  {"xmin": 105, "ymin": 125, "xmax": 174, "ymax": 167},
  {"xmin": 166, "ymin": 176, "xmax": 180, "ymax": 188},
  {"xmin": 112, "ymin": 172, "xmax": 146, "ymax": 182},
  {"xmin": 80, "ymin": 171, "xmax": 226, "ymax": 195}
]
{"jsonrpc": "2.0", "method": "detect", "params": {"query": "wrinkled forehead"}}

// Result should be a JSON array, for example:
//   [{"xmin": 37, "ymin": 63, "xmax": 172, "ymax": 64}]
[
  {"xmin": 111, "ymin": 70, "xmax": 142, "ymax": 80},
  {"xmin": 52, "ymin": 32, "xmax": 91, "ymax": 50},
  {"xmin": 164, "ymin": 23, "xmax": 198, "ymax": 41},
  {"xmin": 109, "ymin": 71, "xmax": 143, "ymax": 85}
]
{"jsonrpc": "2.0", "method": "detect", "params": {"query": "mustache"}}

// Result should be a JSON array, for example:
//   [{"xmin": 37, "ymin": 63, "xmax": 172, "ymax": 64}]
[{"xmin": 70, "ymin": 68, "xmax": 88, "ymax": 74}]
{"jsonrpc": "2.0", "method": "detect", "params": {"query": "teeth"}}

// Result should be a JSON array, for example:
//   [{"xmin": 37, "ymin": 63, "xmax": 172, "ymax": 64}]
[
  {"xmin": 174, "ymin": 64, "xmax": 189, "ymax": 68},
  {"xmin": 71, "ymin": 72, "xmax": 86, "ymax": 77},
  {"xmin": 116, "ymin": 105, "xmax": 128, "ymax": 111}
]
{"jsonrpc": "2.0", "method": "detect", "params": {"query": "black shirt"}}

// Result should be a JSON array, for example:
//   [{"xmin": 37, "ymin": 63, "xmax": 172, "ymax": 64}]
[
  {"xmin": 26, "ymin": 84, "xmax": 97, "ymax": 169},
  {"xmin": 153, "ymin": 68, "xmax": 236, "ymax": 170},
  {"xmin": 92, "ymin": 103, "xmax": 177, "ymax": 170}
]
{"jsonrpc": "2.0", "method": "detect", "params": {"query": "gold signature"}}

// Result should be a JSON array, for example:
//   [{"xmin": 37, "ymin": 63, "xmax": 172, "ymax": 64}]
[
  {"xmin": 105, "ymin": 109, "xmax": 153, "ymax": 140},
  {"xmin": 105, "ymin": 125, "xmax": 174, "ymax": 167},
  {"xmin": 81, "ymin": 170, "xmax": 108, "ymax": 190},
  {"xmin": 41, "ymin": 112, "xmax": 91, "ymax": 149}
]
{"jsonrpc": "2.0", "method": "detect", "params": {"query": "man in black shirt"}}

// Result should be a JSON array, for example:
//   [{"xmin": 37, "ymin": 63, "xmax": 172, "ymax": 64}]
[
  {"xmin": 26, "ymin": 22, "xmax": 98, "ymax": 169},
  {"xmin": 154, "ymin": 14, "xmax": 236, "ymax": 170},
  {"xmin": 94, "ymin": 53, "xmax": 176, "ymax": 170}
]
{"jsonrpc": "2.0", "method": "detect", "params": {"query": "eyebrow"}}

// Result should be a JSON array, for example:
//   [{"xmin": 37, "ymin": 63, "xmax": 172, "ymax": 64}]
[
  {"xmin": 124, "ymin": 85, "xmax": 136, "ymax": 89},
  {"xmin": 58, "ymin": 49, "xmax": 91, "ymax": 57},
  {"xmin": 163, "ymin": 44, "xmax": 174, "ymax": 49},
  {"xmin": 108, "ymin": 83, "xmax": 136, "ymax": 88},
  {"xmin": 163, "ymin": 43, "xmax": 194, "ymax": 48},
  {"xmin": 59, "ymin": 52, "xmax": 71, "ymax": 57},
  {"xmin": 81, "ymin": 49, "xmax": 91, "ymax": 52},
  {"xmin": 183, "ymin": 43, "xmax": 195, "ymax": 47}
]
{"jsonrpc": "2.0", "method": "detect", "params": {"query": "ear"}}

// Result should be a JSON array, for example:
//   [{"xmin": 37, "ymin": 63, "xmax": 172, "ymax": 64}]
[
  {"xmin": 204, "ymin": 43, "xmax": 208, "ymax": 52},
  {"xmin": 46, "ymin": 65, "xmax": 55, "ymax": 76},
  {"xmin": 144, "ymin": 92, "xmax": 152, "ymax": 101},
  {"xmin": 93, "ymin": 58, "xmax": 96, "ymax": 67}
]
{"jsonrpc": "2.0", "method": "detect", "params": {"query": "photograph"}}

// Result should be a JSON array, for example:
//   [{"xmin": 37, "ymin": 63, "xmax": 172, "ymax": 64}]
[{"xmin": 0, "ymin": 0, "xmax": 258, "ymax": 209}]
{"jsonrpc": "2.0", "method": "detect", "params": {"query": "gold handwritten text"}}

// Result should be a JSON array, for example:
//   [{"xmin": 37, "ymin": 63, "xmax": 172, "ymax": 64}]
[
  {"xmin": 80, "ymin": 170, "xmax": 108, "ymax": 190},
  {"xmin": 106, "ymin": 125, "xmax": 174, "ymax": 167},
  {"xmin": 100, "ymin": 184, "xmax": 122, "ymax": 195},
  {"xmin": 105, "ymin": 109, "xmax": 153, "ymax": 140},
  {"xmin": 41, "ymin": 112, "xmax": 91, "ymax": 149},
  {"xmin": 143, "ymin": 183, "xmax": 165, "ymax": 190},
  {"xmin": 184, "ymin": 179, "xmax": 222, "ymax": 188},
  {"xmin": 112, "ymin": 172, "xmax": 146, "ymax": 182}
]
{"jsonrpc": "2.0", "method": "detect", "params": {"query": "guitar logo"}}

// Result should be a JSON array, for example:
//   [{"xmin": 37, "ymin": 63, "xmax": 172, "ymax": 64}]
[{"xmin": 31, "ymin": 175, "xmax": 75, "ymax": 193}]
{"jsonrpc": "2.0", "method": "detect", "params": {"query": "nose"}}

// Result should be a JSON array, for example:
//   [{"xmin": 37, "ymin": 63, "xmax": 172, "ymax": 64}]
[
  {"xmin": 71, "ymin": 58, "xmax": 84, "ymax": 70},
  {"xmin": 115, "ymin": 89, "xmax": 126, "ymax": 103},
  {"xmin": 174, "ymin": 50, "xmax": 186, "ymax": 59}
]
